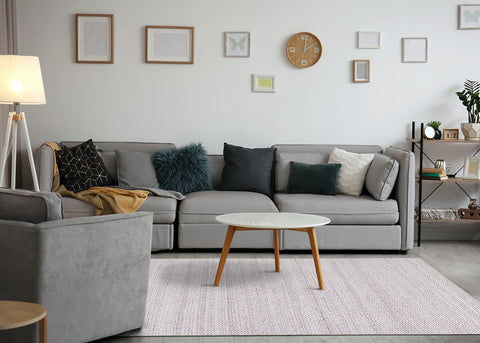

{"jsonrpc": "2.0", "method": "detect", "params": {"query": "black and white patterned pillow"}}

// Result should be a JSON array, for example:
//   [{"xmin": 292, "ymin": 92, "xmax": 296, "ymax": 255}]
[{"xmin": 55, "ymin": 139, "xmax": 112, "ymax": 192}]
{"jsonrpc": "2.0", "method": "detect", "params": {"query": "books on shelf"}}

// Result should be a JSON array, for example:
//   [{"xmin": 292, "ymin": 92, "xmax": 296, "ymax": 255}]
[
  {"xmin": 419, "ymin": 167, "xmax": 445, "ymax": 174},
  {"xmin": 418, "ymin": 167, "xmax": 447, "ymax": 180}
]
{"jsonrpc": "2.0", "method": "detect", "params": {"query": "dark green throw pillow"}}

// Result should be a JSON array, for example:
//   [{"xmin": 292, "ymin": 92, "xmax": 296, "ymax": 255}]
[
  {"xmin": 151, "ymin": 143, "xmax": 212, "ymax": 194},
  {"xmin": 286, "ymin": 162, "xmax": 341, "ymax": 195}
]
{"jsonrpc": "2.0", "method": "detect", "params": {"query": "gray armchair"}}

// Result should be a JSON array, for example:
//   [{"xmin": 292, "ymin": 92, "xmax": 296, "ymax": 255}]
[{"xmin": 0, "ymin": 188, "xmax": 153, "ymax": 343}]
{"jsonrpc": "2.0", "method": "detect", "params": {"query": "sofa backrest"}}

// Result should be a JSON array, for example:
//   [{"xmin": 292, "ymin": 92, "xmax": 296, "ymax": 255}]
[
  {"xmin": 207, "ymin": 155, "xmax": 225, "ymax": 189},
  {"xmin": 272, "ymin": 144, "xmax": 383, "ymax": 192},
  {"xmin": 0, "ymin": 188, "xmax": 63, "ymax": 223},
  {"xmin": 60, "ymin": 141, "xmax": 175, "ymax": 185}
]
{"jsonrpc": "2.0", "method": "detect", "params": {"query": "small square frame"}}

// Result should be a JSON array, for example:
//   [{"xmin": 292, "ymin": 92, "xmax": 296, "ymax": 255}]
[
  {"xmin": 353, "ymin": 60, "xmax": 370, "ymax": 83},
  {"xmin": 252, "ymin": 74, "xmax": 276, "ymax": 93},
  {"xmin": 357, "ymin": 32, "xmax": 381, "ymax": 49},
  {"xmin": 145, "ymin": 26, "xmax": 194, "ymax": 64},
  {"xmin": 443, "ymin": 129, "xmax": 459, "ymax": 140},
  {"xmin": 76, "ymin": 14, "xmax": 114, "ymax": 63},
  {"xmin": 402, "ymin": 38, "xmax": 428, "ymax": 63},
  {"xmin": 464, "ymin": 156, "xmax": 480, "ymax": 179},
  {"xmin": 458, "ymin": 5, "xmax": 480, "ymax": 29},
  {"xmin": 224, "ymin": 32, "xmax": 250, "ymax": 57}
]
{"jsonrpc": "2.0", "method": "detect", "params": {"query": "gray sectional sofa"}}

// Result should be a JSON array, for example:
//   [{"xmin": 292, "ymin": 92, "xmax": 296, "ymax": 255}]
[{"xmin": 36, "ymin": 142, "xmax": 415, "ymax": 252}]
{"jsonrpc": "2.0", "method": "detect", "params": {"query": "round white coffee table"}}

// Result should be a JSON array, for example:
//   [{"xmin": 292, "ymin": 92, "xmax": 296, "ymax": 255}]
[{"xmin": 214, "ymin": 212, "xmax": 331, "ymax": 289}]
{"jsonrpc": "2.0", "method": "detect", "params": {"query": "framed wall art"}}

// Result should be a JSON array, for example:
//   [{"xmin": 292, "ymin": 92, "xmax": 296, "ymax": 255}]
[
  {"xmin": 458, "ymin": 4, "xmax": 480, "ymax": 29},
  {"xmin": 145, "ymin": 26, "xmax": 194, "ymax": 64},
  {"xmin": 402, "ymin": 38, "xmax": 428, "ymax": 63},
  {"xmin": 76, "ymin": 14, "xmax": 114, "ymax": 63},
  {"xmin": 353, "ymin": 60, "xmax": 370, "ymax": 83},
  {"xmin": 224, "ymin": 32, "xmax": 250, "ymax": 57},
  {"xmin": 463, "ymin": 156, "xmax": 480, "ymax": 179},
  {"xmin": 443, "ymin": 129, "xmax": 459, "ymax": 140},
  {"xmin": 357, "ymin": 32, "xmax": 381, "ymax": 49},
  {"xmin": 252, "ymin": 74, "xmax": 276, "ymax": 93}
]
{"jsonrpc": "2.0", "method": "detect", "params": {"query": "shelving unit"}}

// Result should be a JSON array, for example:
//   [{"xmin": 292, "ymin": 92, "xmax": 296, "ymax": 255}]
[{"xmin": 410, "ymin": 121, "xmax": 480, "ymax": 246}]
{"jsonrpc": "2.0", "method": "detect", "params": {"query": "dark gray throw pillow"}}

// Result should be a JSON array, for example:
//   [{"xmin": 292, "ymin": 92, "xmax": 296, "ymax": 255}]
[
  {"xmin": 151, "ymin": 143, "xmax": 212, "ymax": 194},
  {"xmin": 116, "ymin": 150, "xmax": 159, "ymax": 189},
  {"xmin": 365, "ymin": 154, "xmax": 399, "ymax": 201},
  {"xmin": 220, "ymin": 143, "xmax": 276, "ymax": 197},
  {"xmin": 286, "ymin": 162, "xmax": 341, "ymax": 195}
]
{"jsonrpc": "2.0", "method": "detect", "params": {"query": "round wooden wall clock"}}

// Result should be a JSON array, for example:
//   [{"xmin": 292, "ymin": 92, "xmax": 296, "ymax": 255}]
[{"xmin": 286, "ymin": 32, "xmax": 322, "ymax": 68}]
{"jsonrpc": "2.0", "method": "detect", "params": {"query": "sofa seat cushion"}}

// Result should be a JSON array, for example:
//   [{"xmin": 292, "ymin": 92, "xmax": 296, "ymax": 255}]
[
  {"xmin": 61, "ymin": 195, "xmax": 176, "ymax": 223},
  {"xmin": 179, "ymin": 190, "xmax": 278, "ymax": 224},
  {"xmin": 274, "ymin": 193, "xmax": 398, "ymax": 225}
]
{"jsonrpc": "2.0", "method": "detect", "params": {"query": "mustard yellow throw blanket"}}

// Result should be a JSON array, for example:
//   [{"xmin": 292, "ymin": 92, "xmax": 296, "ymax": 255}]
[{"xmin": 42, "ymin": 142, "xmax": 149, "ymax": 216}]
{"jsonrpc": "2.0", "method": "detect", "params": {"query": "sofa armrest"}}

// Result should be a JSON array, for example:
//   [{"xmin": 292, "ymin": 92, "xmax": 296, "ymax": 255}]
[
  {"xmin": 35, "ymin": 144, "xmax": 56, "ymax": 192},
  {"xmin": 384, "ymin": 146, "xmax": 415, "ymax": 250},
  {"xmin": 0, "ymin": 212, "xmax": 153, "ymax": 343}
]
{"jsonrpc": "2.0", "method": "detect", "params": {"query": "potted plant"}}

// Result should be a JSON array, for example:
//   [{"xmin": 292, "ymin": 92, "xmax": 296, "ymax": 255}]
[
  {"xmin": 427, "ymin": 120, "xmax": 442, "ymax": 140},
  {"xmin": 456, "ymin": 79, "xmax": 480, "ymax": 140}
]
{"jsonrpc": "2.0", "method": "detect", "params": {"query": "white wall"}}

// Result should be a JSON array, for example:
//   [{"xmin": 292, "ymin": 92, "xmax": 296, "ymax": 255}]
[{"xmin": 14, "ymin": 0, "xmax": 480, "ymax": 154}]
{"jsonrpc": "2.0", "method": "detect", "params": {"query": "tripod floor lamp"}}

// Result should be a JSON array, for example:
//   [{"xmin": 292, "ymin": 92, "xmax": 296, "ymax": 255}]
[{"xmin": 0, "ymin": 55, "xmax": 46, "ymax": 191}]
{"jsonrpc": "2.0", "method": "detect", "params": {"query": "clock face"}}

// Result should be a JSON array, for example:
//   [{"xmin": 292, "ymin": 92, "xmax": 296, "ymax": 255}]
[{"xmin": 286, "ymin": 32, "xmax": 322, "ymax": 68}]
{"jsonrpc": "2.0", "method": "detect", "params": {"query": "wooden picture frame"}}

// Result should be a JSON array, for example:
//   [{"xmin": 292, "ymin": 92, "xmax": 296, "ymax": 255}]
[
  {"xmin": 463, "ymin": 156, "xmax": 480, "ymax": 179},
  {"xmin": 443, "ymin": 129, "xmax": 459, "ymax": 140},
  {"xmin": 145, "ymin": 26, "xmax": 194, "ymax": 64},
  {"xmin": 224, "ymin": 32, "xmax": 250, "ymax": 57},
  {"xmin": 353, "ymin": 60, "xmax": 370, "ymax": 83},
  {"xmin": 76, "ymin": 14, "xmax": 114, "ymax": 63},
  {"xmin": 458, "ymin": 4, "xmax": 480, "ymax": 29},
  {"xmin": 252, "ymin": 74, "xmax": 276, "ymax": 93},
  {"xmin": 402, "ymin": 38, "xmax": 428, "ymax": 63},
  {"xmin": 357, "ymin": 32, "xmax": 381, "ymax": 49}
]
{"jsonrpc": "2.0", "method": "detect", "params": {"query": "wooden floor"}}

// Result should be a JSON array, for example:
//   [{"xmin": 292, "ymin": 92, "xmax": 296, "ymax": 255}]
[{"xmin": 96, "ymin": 241, "xmax": 480, "ymax": 343}]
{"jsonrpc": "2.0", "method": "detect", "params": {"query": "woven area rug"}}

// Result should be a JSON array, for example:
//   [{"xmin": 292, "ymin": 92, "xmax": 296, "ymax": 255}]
[{"xmin": 125, "ymin": 258, "xmax": 480, "ymax": 336}]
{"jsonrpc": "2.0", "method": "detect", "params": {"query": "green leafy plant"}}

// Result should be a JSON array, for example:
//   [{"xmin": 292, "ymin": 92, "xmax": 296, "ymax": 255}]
[
  {"xmin": 427, "ymin": 121, "xmax": 441, "ymax": 129},
  {"xmin": 456, "ymin": 79, "xmax": 480, "ymax": 123}
]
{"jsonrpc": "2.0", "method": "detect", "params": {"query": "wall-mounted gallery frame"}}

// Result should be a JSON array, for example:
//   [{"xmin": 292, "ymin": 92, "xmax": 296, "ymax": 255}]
[
  {"xmin": 353, "ymin": 60, "xmax": 370, "ymax": 83},
  {"xmin": 402, "ymin": 37, "xmax": 428, "ymax": 63},
  {"xmin": 357, "ymin": 32, "xmax": 381, "ymax": 49},
  {"xmin": 76, "ymin": 14, "xmax": 114, "ymax": 63},
  {"xmin": 145, "ymin": 26, "xmax": 194, "ymax": 64},
  {"xmin": 458, "ymin": 4, "xmax": 480, "ymax": 29},
  {"xmin": 252, "ymin": 74, "xmax": 276, "ymax": 93},
  {"xmin": 224, "ymin": 32, "xmax": 250, "ymax": 57}
]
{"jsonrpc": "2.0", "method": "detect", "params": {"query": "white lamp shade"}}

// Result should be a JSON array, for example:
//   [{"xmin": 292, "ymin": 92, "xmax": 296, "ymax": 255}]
[{"xmin": 0, "ymin": 55, "xmax": 46, "ymax": 105}]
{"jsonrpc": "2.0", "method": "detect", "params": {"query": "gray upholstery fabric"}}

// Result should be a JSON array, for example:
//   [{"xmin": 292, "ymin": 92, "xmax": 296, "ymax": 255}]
[
  {"xmin": 384, "ymin": 146, "xmax": 415, "ymax": 250},
  {"xmin": 100, "ymin": 151, "xmax": 118, "ymax": 184},
  {"xmin": 274, "ymin": 193, "xmax": 399, "ymax": 225},
  {"xmin": 116, "ymin": 149, "xmax": 159, "ymax": 188},
  {"xmin": 152, "ymin": 223, "xmax": 175, "ymax": 251},
  {"xmin": 139, "ymin": 196, "xmax": 177, "ymax": 223},
  {"xmin": 0, "ymin": 188, "xmax": 63, "ymax": 223},
  {"xmin": 0, "ymin": 188, "xmax": 153, "ymax": 343},
  {"xmin": 208, "ymin": 155, "xmax": 225, "ymax": 189},
  {"xmin": 275, "ymin": 152, "xmax": 328, "ymax": 192},
  {"xmin": 366, "ymin": 154, "xmax": 399, "ymax": 201}
]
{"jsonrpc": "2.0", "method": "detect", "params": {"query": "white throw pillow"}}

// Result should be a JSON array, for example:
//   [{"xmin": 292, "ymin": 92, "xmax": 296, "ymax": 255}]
[{"xmin": 328, "ymin": 148, "xmax": 374, "ymax": 196}]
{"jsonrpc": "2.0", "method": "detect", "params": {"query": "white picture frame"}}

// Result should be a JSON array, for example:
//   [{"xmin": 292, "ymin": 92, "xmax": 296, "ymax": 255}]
[
  {"xmin": 463, "ymin": 156, "xmax": 480, "ymax": 179},
  {"xmin": 402, "ymin": 37, "xmax": 428, "ymax": 63},
  {"xmin": 252, "ymin": 74, "xmax": 276, "ymax": 93},
  {"xmin": 357, "ymin": 32, "xmax": 381, "ymax": 49},
  {"xmin": 353, "ymin": 60, "xmax": 370, "ymax": 83},
  {"xmin": 224, "ymin": 32, "xmax": 250, "ymax": 57},
  {"xmin": 459, "ymin": 4, "xmax": 480, "ymax": 29},
  {"xmin": 145, "ymin": 26, "xmax": 194, "ymax": 64},
  {"xmin": 76, "ymin": 14, "xmax": 114, "ymax": 63}
]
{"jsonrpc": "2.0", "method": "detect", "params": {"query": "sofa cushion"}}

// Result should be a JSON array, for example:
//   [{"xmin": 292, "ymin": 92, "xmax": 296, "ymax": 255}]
[
  {"xmin": 220, "ymin": 143, "xmax": 276, "ymax": 197},
  {"xmin": 275, "ymin": 152, "xmax": 328, "ymax": 192},
  {"xmin": 286, "ymin": 162, "xmax": 341, "ymax": 195},
  {"xmin": 0, "ymin": 188, "xmax": 63, "ymax": 223},
  {"xmin": 116, "ymin": 150, "xmax": 159, "ymax": 188},
  {"xmin": 328, "ymin": 148, "xmax": 374, "ymax": 196},
  {"xmin": 179, "ymin": 190, "xmax": 278, "ymax": 224},
  {"xmin": 274, "ymin": 193, "xmax": 399, "ymax": 225},
  {"xmin": 366, "ymin": 154, "xmax": 400, "ymax": 201}
]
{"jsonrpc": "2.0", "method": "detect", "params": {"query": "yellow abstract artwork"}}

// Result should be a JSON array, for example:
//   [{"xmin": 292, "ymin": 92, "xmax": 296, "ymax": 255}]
[{"xmin": 258, "ymin": 78, "xmax": 272, "ymax": 88}]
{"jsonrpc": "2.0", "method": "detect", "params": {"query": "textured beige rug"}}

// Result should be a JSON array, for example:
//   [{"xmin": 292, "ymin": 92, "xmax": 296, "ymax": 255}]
[{"xmin": 125, "ymin": 258, "xmax": 480, "ymax": 336}]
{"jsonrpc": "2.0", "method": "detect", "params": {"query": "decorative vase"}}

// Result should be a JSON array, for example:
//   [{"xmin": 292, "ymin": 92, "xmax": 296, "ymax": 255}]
[
  {"xmin": 461, "ymin": 123, "xmax": 480, "ymax": 140},
  {"xmin": 434, "ymin": 128, "xmax": 442, "ymax": 140}
]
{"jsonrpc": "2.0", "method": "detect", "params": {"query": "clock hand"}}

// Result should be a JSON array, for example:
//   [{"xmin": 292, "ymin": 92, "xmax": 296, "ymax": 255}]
[{"xmin": 303, "ymin": 43, "xmax": 317, "ymax": 52}]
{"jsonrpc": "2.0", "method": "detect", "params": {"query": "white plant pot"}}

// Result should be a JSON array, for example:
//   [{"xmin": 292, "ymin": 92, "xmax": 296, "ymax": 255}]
[{"xmin": 461, "ymin": 123, "xmax": 480, "ymax": 141}]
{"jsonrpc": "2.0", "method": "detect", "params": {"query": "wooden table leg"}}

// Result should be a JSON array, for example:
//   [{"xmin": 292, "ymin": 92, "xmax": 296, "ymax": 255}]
[
  {"xmin": 39, "ymin": 315, "xmax": 48, "ymax": 343},
  {"xmin": 307, "ymin": 227, "xmax": 324, "ymax": 290},
  {"xmin": 214, "ymin": 226, "xmax": 236, "ymax": 286},
  {"xmin": 273, "ymin": 230, "xmax": 280, "ymax": 272}
]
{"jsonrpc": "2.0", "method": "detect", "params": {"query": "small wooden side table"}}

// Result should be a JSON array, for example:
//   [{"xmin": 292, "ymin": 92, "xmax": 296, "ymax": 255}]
[{"xmin": 0, "ymin": 301, "xmax": 48, "ymax": 343}]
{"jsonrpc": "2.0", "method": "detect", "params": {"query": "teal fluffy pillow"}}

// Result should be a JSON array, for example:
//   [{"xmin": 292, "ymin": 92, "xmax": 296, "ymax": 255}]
[
  {"xmin": 151, "ymin": 143, "xmax": 212, "ymax": 194},
  {"xmin": 286, "ymin": 161, "xmax": 341, "ymax": 195}
]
